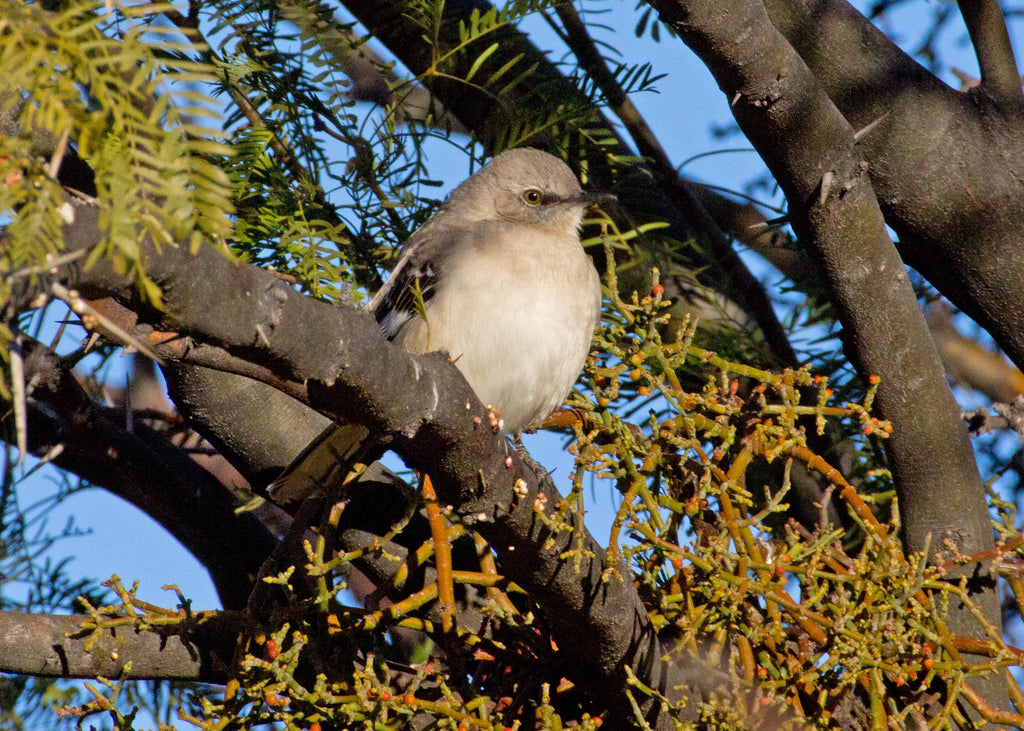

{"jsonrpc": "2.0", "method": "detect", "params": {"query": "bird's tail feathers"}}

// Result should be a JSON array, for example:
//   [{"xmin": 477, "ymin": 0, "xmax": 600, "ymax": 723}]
[{"xmin": 267, "ymin": 423, "xmax": 373, "ymax": 505}]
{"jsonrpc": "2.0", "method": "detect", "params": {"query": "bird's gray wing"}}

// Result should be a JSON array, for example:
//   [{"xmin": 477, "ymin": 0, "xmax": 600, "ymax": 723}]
[
  {"xmin": 269, "ymin": 218, "xmax": 449, "ymax": 504},
  {"xmin": 367, "ymin": 222, "xmax": 446, "ymax": 341}
]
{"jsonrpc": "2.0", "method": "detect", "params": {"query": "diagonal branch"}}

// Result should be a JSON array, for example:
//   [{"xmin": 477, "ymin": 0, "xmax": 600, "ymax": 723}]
[
  {"xmin": 760, "ymin": 0, "xmax": 1024, "ymax": 373},
  {"xmin": 551, "ymin": 2, "xmax": 797, "ymax": 366},
  {"xmin": 340, "ymin": 0, "xmax": 797, "ymax": 369}
]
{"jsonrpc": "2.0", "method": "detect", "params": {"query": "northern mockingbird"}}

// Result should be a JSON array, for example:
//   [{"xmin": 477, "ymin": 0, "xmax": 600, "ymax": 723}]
[{"xmin": 269, "ymin": 148, "xmax": 610, "ymax": 503}]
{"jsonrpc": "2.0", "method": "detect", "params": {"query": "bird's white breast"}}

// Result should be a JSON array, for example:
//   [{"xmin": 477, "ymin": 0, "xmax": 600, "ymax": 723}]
[{"xmin": 394, "ymin": 226, "xmax": 601, "ymax": 432}]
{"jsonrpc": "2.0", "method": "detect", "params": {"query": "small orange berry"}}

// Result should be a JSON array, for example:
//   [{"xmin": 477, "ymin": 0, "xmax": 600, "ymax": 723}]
[
  {"xmin": 266, "ymin": 639, "xmax": 279, "ymax": 659},
  {"xmin": 404, "ymin": 693, "xmax": 416, "ymax": 705},
  {"xmin": 310, "ymin": 724, "xmax": 322, "ymax": 731},
  {"xmin": 923, "ymin": 658, "xmax": 934, "ymax": 669},
  {"xmin": 868, "ymin": 374, "xmax": 880, "ymax": 385},
  {"xmin": 652, "ymin": 283, "xmax": 664, "ymax": 296},
  {"xmin": 380, "ymin": 690, "xmax": 392, "ymax": 702}
]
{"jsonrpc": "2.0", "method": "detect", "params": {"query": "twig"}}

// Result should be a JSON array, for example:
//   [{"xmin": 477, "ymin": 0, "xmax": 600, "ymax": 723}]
[
  {"xmin": 49, "ymin": 283, "xmax": 165, "ymax": 365},
  {"xmin": 8, "ymin": 332, "xmax": 27, "ymax": 465},
  {"xmin": 422, "ymin": 474, "xmax": 456, "ymax": 636}
]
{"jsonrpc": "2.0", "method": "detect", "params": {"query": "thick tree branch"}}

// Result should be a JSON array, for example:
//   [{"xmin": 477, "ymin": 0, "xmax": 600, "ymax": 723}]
[
  {"xmin": 648, "ymin": 0, "xmax": 1001, "ymax": 710},
  {"xmin": 760, "ymin": 0, "xmax": 1024, "ymax": 374},
  {"xmin": 8, "ymin": 336, "xmax": 276, "ymax": 610}
]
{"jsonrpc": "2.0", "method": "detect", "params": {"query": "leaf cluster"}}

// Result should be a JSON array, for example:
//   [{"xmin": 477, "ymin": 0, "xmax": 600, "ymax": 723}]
[{"xmin": 0, "ymin": 1, "xmax": 234, "ymax": 309}]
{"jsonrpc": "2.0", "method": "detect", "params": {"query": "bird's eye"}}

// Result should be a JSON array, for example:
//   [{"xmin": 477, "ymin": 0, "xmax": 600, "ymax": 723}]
[{"xmin": 521, "ymin": 189, "xmax": 543, "ymax": 206}]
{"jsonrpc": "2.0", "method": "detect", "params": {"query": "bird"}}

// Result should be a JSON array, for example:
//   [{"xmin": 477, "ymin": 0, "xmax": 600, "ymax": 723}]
[{"xmin": 269, "ymin": 148, "xmax": 611, "ymax": 504}]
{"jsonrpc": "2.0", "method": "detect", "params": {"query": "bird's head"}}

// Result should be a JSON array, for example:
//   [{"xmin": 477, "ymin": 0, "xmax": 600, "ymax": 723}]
[{"xmin": 449, "ymin": 148, "xmax": 614, "ymax": 234}]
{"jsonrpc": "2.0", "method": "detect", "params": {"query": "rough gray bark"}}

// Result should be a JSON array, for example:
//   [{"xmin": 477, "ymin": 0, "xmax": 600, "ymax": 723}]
[{"xmin": 762, "ymin": 0, "xmax": 1024, "ymax": 371}]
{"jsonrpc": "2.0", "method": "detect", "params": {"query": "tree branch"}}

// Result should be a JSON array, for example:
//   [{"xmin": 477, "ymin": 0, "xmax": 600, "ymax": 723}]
[
  {"xmin": 9, "ymin": 336, "xmax": 276, "ymax": 610},
  {"xmin": 761, "ymin": 0, "xmax": 1024, "ymax": 374},
  {"xmin": 649, "ymin": 0, "xmax": 1002, "ymax": 711},
  {"xmin": 958, "ymin": 0, "xmax": 1023, "ymax": 102},
  {"xmin": 0, "ymin": 609, "xmax": 244, "ymax": 681},
  {"xmin": 551, "ymin": 2, "xmax": 798, "ymax": 366}
]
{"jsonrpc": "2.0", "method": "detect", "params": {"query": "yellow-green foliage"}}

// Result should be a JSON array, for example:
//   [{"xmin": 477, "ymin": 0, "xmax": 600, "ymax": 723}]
[{"xmin": 0, "ymin": 1, "xmax": 234, "ymax": 308}]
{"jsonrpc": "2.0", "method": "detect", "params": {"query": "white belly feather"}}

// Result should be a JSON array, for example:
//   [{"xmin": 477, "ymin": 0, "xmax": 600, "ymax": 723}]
[{"xmin": 394, "ymin": 232, "xmax": 601, "ymax": 432}]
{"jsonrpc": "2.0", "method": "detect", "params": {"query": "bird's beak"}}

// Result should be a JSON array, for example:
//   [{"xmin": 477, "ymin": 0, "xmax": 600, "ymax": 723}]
[{"xmin": 579, "ymin": 191, "xmax": 617, "ymax": 208}]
